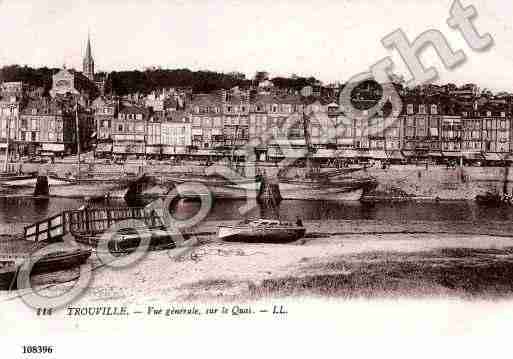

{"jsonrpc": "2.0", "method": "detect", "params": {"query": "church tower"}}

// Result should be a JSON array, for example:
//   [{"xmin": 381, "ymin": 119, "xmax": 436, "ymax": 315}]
[{"xmin": 83, "ymin": 33, "xmax": 95, "ymax": 81}]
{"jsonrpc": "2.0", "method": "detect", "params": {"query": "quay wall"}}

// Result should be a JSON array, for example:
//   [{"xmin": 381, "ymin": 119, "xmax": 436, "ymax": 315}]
[
  {"xmin": 358, "ymin": 165, "xmax": 513, "ymax": 200},
  {"xmin": 20, "ymin": 162, "xmax": 513, "ymax": 200}
]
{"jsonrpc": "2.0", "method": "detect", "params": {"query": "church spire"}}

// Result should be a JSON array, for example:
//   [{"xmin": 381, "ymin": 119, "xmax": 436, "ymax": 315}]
[
  {"xmin": 86, "ymin": 31, "xmax": 92, "ymax": 60},
  {"xmin": 83, "ymin": 31, "xmax": 95, "ymax": 81}
]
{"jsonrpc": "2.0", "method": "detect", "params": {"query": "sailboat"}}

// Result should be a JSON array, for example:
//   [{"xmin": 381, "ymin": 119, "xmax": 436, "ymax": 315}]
[{"xmin": 277, "ymin": 111, "xmax": 377, "ymax": 201}]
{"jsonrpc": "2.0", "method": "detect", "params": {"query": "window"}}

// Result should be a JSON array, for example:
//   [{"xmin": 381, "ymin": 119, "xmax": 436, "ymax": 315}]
[
  {"xmin": 501, "ymin": 112, "xmax": 506, "ymax": 118},
  {"xmin": 31, "ymin": 119, "xmax": 37, "ymax": 130},
  {"xmin": 431, "ymin": 104, "xmax": 437, "ymax": 115},
  {"xmin": 31, "ymin": 132, "xmax": 36, "ymax": 141},
  {"xmin": 118, "ymin": 124, "xmax": 123, "ymax": 132},
  {"xmin": 487, "ymin": 111, "xmax": 492, "ymax": 117},
  {"xmin": 407, "ymin": 104, "xmax": 414, "ymax": 114},
  {"xmin": 31, "ymin": 108, "xmax": 37, "ymax": 115},
  {"xmin": 272, "ymin": 105, "xmax": 278, "ymax": 113},
  {"xmin": 419, "ymin": 105, "xmax": 426, "ymax": 114}
]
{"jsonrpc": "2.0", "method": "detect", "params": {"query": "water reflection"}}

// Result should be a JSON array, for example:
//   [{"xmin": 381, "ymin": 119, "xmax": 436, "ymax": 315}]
[
  {"xmin": 166, "ymin": 199, "xmax": 513, "ymax": 223},
  {"xmin": 1, "ymin": 196, "xmax": 513, "ymax": 229}
]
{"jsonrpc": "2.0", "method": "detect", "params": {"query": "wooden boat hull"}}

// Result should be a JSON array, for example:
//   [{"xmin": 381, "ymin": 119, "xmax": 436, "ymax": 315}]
[
  {"xmin": 218, "ymin": 225, "xmax": 306, "ymax": 243},
  {"xmin": 172, "ymin": 178, "xmax": 262, "ymax": 199},
  {"xmin": 127, "ymin": 175, "xmax": 262, "ymax": 200},
  {"xmin": 0, "ymin": 249, "xmax": 92, "ymax": 291},
  {"xmin": 0, "ymin": 173, "xmax": 38, "ymax": 184},
  {"xmin": 73, "ymin": 227, "xmax": 186, "ymax": 253},
  {"xmin": 2, "ymin": 175, "xmax": 134, "ymax": 198},
  {"xmin": 278, "ymin": 178, "xmax": 376, "ymax": 201}
]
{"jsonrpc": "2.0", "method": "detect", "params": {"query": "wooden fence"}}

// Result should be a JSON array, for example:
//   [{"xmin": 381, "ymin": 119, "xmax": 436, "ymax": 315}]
[{"xmin": 24, "ymin": 206, "xmax": 164, "ymax": 242}]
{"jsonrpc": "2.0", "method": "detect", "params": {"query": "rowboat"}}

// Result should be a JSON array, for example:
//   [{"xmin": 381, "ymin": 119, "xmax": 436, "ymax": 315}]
[
  {"xmin": 0, "ymin": 248, "xmax": 92, "ymax": 290},
  {"xmin": 218, "ymin": 219, "xmax": 306, "ymax": 243}
]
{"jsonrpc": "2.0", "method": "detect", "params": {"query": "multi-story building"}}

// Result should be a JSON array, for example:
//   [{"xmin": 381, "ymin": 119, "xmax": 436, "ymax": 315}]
[
  {"xmin": 18, "ymin": 99, "xmax": 75, "ymax": 156},
  {"xmin": 249, "ymin": 94, "xmax": 306, "ymax": 160},
  {"xmin": 221, "ymin": 89, "xmax": 250, "ymax": 150},
  {"xmin": 161, "ymin": 111, "xmax": 192, "ymax": 157},
  {"xmin": 479, "ymin": 104, "xmax": 510, "ymax": 153},
  {"xmin": 92, "ymin": 96, "xmax": 117, "ymax": 157},
  {"xmin": 189, "ymin": 93, "xmax": 224, "ymax": 154},
  {"xmin": 441, "ymin": 115, "xmax": 463, "ymax": 154},
  {"xmin": 398, "ymin": 96, "xmax": 444, "ymax": 160},
  {"xmin": 0, "ymin": 94, "xmax": 22, "ymax": 160},
  {"xmin": 145, "ymin": 113, "xmax": 162, "ymax": 158},
  {"xmin": 111, "ymin": 104, "xmax": 149, "ymax": 157}
]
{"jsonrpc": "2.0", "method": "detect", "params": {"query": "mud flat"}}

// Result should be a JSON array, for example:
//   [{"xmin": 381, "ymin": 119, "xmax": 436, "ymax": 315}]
[{"xmin": 6, "ymin": 229, "xmax": 512, "ymax": 305}]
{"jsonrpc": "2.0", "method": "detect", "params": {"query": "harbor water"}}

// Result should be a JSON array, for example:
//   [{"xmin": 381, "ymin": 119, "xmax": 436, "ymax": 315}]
[{"xmin": 0, "ymin": 196, "xmax": 513, "ymax": 235}]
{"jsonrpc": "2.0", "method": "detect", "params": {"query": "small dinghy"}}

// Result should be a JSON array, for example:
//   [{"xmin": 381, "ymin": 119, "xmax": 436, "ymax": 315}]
[{"xmin": 217, "ymin": 219, "xmax": 306, "ymax": 243}]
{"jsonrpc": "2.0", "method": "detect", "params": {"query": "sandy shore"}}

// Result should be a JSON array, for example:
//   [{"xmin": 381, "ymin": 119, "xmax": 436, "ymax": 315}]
[{"xmin": 3, "ymin": 230, "xmax": 511, "ymax": 306}]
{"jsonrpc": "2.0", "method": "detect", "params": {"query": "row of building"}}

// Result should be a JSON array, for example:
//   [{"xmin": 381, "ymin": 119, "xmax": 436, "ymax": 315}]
[
  {"xmin": 2, "ymin": 81, "xmax": 513, "ymax": 163},
  {"xmin": 0, "ymin": 35, "xmax": 512, "ymax": 163}
]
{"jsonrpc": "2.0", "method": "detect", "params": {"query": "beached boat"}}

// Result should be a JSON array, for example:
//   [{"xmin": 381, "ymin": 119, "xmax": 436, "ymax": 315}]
[
  {"xmin": 125, "ymin": 173, "xmax": 262, "ymax": 200},
  {"xmin": 278, "ymin": 176, "xmax": 377, "ymax": 201},
  {"xmin": 1, "ymin": 172, "xmax": 139, "ymax": 199},
  {"xmin": 218, "ymin": 219, "xmax": 306, "ymax": 243},
  {"xmin": 0, "ymin": 248, "xmax": 92, "ymax": 290},
  {"xmin": 167, "ymin": 174, "xmax": 262, "ymax": 199},
  {"xmin": 0, "ymin": 172, "xmax": 38, "ymax": 184}
]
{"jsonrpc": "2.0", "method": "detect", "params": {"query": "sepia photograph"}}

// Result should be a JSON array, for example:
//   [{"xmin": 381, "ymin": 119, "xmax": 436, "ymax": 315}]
[{"xmin": 0, "ymin": 0, "xmax": 512, "ymax": 357}]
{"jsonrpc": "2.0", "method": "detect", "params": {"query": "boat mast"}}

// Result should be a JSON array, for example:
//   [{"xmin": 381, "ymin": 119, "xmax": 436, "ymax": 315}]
[
  {"xmin": 75, "ymin": 100, "xmax": 81, "ymax": 175},
  {"xmin": 2, "ymin": 106, "xmax": 11, "ymax": 173},
  {"xmin": 302, "ymin": 109, "xmax": 313, "ymax": 174},
  {"xmin": 230, "ymin": 112, "xmax": 241, "ymax": 171}
]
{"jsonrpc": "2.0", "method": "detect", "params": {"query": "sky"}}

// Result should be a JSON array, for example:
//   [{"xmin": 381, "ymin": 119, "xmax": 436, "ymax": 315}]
[{"xmin": 0, "ymin": 0, "xmax": 512, "ymax": 92}]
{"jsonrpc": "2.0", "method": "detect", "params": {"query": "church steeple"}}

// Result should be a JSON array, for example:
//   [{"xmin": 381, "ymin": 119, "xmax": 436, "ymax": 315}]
[{"xmin": 83, "ymin": 32, "xmax": 95, "ymax": 81}]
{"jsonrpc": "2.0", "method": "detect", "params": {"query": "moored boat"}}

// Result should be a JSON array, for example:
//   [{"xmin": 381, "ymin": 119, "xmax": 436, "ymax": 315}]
[
  {"xmin": 278, "ymin": 176, "xmax": 377, "ymax": 201},
  {"xmin": 0, "ymin": 248, "xmax": 92, "ymax": 290},
  {"xmin": 2, "ymin": 172, "xmax": 139, "ymax": 199},
  {"xmin": 125, "ymin": 173, "xmax": 262, "ymax": 200},
  {"xmin": 218, "ymin": 219, "xmax": 306, "ymax": 243},
  {"xmin": 0, "ymin": 172, "xmax": 38, "ymax": 184},
  {"xmin": 169, "ymin": 175, "xmax": 262, "ymax": 199}
]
